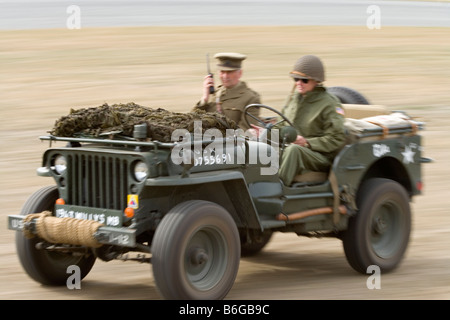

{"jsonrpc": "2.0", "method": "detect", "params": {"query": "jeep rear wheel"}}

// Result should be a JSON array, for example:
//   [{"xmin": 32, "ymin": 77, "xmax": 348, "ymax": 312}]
[
  {"xmin": 342, "ymin": 178, "xmax": 411, "ymax": 274},
  {"xmin": 16, "ymin": 186, "xmax": 96, "ymax": 285},
  {"xmin": 151, "ymin": 200, "xmax": 240, "ymax": 300}
]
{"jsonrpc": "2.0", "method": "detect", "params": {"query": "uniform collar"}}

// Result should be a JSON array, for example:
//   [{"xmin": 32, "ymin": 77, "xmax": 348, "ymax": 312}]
[
  {"xmin": 297, "ymin": 85, "xmax": 326, "ymax": 102},
  {"xmin": 220, "ymin": 81, "xmax": 247, "ymax": 97}
]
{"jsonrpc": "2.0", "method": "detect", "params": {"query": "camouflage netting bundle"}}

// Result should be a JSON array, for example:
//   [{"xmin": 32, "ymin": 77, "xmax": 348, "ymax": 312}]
[{"xmin": 50, "ymin": 102, "xmax": 239, "ymax": 142}]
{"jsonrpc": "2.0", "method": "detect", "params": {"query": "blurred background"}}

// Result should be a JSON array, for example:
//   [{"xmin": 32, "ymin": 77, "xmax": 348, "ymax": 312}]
[{"xmin": 1, "ymin": 0, "xmax": 449, "ymax": 300}]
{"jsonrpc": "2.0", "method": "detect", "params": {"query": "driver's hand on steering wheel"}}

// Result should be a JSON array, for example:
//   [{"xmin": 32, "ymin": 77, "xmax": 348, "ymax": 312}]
[
  {"xmin": 250, "ymin": 117, "xmax": 278, "ymax": 137},
  {"xmin": 262, "ymin": 117, "xmax": 278, "ymax": 125},
  {"xmin": 249, "ymin": 124, "xmax": 266, "ymax": 138}
]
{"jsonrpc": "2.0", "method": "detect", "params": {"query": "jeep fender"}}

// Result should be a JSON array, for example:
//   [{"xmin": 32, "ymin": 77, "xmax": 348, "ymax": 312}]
[
  {"xmin": 332, "ymin": 137, "xmax": 421, "ymax": 208},
  {"xmin": 145, "ymin": 170, "xmax": 263, "ymax": 230}
]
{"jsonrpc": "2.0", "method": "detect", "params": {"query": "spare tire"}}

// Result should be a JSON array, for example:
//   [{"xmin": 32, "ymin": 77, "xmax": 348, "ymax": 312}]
[{"xmin": 327, "ymin": 86, "xmax": 370, "ymax": 105}]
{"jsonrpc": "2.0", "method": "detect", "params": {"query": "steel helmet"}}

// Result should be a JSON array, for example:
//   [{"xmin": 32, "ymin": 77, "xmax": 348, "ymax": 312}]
[{"xmin": 290, "ymin": 54, "xmax": 325, "ymax": 83}]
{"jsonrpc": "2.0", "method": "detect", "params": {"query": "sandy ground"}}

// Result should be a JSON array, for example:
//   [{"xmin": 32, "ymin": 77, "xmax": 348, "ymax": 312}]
[{"xmin": 0, "ymin": 26, "xmax": 449, "ymax": 300}]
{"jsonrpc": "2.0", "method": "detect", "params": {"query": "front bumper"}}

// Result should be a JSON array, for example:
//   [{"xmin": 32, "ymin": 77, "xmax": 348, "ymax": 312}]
[{"xmin": 8, "ymin": 214, "xmax": 136, "ymax": 248}]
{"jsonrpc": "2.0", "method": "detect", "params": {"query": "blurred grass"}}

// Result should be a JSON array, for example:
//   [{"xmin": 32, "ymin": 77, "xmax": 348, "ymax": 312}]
[{"xmin": 1, "ymin": 25, "xmax": 449, "ymax": 132}]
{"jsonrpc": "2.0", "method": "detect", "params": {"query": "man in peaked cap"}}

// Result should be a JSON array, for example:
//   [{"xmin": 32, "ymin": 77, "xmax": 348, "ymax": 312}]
[{"xmin": 193, "ymin": 52, "xmax": 261, "ymax": 130}]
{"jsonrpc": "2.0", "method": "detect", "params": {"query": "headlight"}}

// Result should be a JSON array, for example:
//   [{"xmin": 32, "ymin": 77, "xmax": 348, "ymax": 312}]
[
  {"xmin": 54, "ymin": 155, "xmax": 67, "ymax": 175},
  {"xmin": 133, "ymin": 161, "xmax": 148, "ymax": 182}
]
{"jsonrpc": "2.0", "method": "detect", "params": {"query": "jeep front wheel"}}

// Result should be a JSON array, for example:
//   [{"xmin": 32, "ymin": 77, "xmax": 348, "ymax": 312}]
[
  {"xmin": 151, "ymin": 200, "xmax": 240, "ymax": 300},
  {"xmin": 16, "ymin": 186, "xmax": 96, "ymax": 285},
  {"xmin": 342, "ymin": 178, "xmax": 411, "ymax": 274}
]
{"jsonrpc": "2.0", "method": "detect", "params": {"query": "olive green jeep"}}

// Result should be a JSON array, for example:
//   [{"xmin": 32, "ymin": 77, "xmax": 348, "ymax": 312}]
[{"xmin": 7, "ymin": 87, "xmax": 430, "ymax": 300}]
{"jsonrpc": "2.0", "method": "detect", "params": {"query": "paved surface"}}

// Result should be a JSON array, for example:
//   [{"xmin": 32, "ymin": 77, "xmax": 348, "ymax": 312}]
[{"xmin": 1, "ymin": 0, "xmax": 450, "ymax": 30}]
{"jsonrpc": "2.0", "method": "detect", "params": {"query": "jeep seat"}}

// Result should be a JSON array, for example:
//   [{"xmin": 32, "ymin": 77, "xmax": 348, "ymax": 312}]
[{"xmin": 292, "ymin": 171, "xmax": 328, "ymax": 187}]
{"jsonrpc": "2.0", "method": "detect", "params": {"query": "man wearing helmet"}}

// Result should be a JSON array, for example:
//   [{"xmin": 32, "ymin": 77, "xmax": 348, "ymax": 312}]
[{"xmin": 277, "ymin": 55, "xmax": 346, "ymax": 186}]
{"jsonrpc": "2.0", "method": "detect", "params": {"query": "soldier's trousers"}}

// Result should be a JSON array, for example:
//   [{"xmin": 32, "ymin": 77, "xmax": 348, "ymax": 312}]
[{"xmin": 278, "ymin": 144, "xmax": 331, "ymax": 186}]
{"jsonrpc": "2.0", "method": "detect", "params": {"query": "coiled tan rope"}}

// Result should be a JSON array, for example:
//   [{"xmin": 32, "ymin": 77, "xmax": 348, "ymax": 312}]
[{"xmin": 22, "ymin": 211, "xmax": 103, "ymax": 248}]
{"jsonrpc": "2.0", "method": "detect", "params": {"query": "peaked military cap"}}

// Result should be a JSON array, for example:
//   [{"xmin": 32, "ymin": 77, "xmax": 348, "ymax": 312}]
[{"xmin": 214, "ymin": 52, "xmax": 247, "ymax": 71}]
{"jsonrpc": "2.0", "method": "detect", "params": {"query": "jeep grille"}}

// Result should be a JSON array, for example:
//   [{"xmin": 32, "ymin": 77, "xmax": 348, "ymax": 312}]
[{"xmin": 66, "ymin": 153, "xmax": 129, "ymax": 210}]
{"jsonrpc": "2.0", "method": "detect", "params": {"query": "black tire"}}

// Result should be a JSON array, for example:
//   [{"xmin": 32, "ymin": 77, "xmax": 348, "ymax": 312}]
[
  {"xmin": 327, "ymin": 86, "xmax": 370, "ymax": 105},
  {"xmin": 15, "ymin": 186, "xmax": 96, "ymax": 285},
  {"xmin": 152, "ymin": 200, "xmax": 240, "ymax": 300},
  {"xmin": 240, "ymin": 229, "xmax": 273, "ymax": 257},
  {"xmin": 342, "ymin": 178, "xmax": 411, "ymax": 274}
]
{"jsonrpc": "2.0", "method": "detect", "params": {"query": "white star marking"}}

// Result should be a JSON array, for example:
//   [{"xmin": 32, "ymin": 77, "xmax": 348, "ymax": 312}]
[{"xmin": 402, "ymin": 145, "xmax": 416, "ymax": 164}]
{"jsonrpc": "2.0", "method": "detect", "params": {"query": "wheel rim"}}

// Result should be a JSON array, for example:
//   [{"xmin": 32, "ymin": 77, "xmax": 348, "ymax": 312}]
[
  {"xmin": 184, "ymin": 226, "xmax": 228, "ymax": 291},
  {"xmin": 370, "ymin": 200, "xmax": 404, "ymax": 259}
]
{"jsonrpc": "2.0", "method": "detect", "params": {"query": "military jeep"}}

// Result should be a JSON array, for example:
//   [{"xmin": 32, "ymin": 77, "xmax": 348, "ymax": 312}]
[{"xmin": 7, "ymin": 87, "xmax": 430, "ymax": 300}]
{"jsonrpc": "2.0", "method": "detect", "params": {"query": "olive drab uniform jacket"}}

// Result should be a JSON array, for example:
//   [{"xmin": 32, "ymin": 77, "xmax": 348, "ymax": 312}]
[
  {"xmin": 193, "ymin": 81, "xmax": 261, "ymax": 130},
  {"xmin": 276, "ymin": 85, "xmax": 347, "ymax": 186},
  {"xmin": 280, "ymin": 86, "xmax": 346, "ymax": 160}
]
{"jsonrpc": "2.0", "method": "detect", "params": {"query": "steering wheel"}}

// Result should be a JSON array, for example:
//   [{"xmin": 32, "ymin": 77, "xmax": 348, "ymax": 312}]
[{"xmin": 244, "ymin": 104, "xmax": 295, "ymax": 130}]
